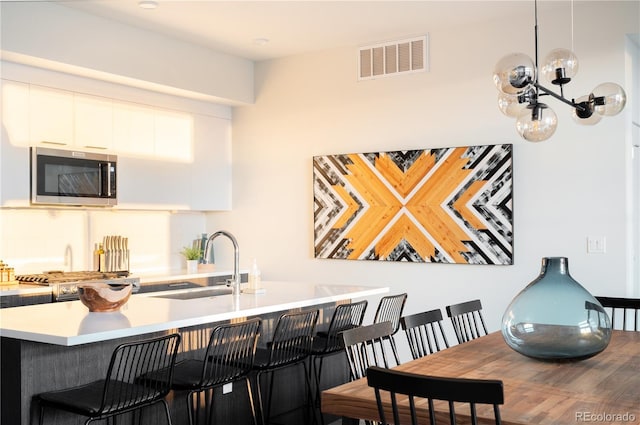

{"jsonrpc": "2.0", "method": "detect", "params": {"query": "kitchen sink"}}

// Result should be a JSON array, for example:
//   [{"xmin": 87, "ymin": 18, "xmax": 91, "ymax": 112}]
[{"xmin": 150, "ymin": 286, "xmax": 232, "ymax": 300}]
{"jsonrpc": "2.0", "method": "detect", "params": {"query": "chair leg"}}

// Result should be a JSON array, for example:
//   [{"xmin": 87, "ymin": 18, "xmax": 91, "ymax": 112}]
[
  {"xmin": 255, "ymin": 370, "xmax": 267, "ymax": 425},
  {"xmin": 197, "ymin": 390, "xmax": 204, "ymax": 425},
  {"xmin": 266, "ymin": 369, "xmax": 276, "ymax": 424},
  {"xmin": 159, "ymin": 399, "xmax": 173, "ymax": 425},
  {"xmin": 388, "ymin": 335, "xmax": 401, "ymax": 365},
  {"xmin": 257, "ymin": 362, "xmax": 320, "ymax": 425},
  {"xmin": 245, "ymin": 377, "xmax": 259, "ymax": 425},
  {"xmin": 186, "ymin": 390, "xmax": 196, "ymax": 425},
  {"xmin": 39, "ymin": 403, "xmax": 45, "ymax": 425},
  {"xmin": 131, "ymin": 400, "xmax": 172, "ymax": 425},
  {"xmin": 315, "ymin": 355, "xmax": 323, "ymax": 404},
  {"xmin": 301, "ymin": 359, "xmax": 319, "ymax": 425},
  {"xmin": 311, "ymin": 356, "xmax": 326, "ymax": 425},
  {"xmin": 207, "ymin": 388, "xmax": 216, "ymax": 425},
  {"xmin": 310, "ymin": 356, "xmax": 319, "ymax": 404}
]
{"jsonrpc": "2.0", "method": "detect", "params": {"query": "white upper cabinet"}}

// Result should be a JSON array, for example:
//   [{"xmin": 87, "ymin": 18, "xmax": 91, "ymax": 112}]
[
  {"xmin": 190, "ymin": 114, "xmax": 232, "ymax": 210},
  {"xmin": 112, "ymin": 101, "xmax": 155, "ymax": 156},
  {"xmin": 117, "ymin": 113, "xmax": 231, "ymax": 211},
  {"xmin": 29, "ymin": 84, "xmax": 74, "ymax": 146},
  {"xmin": 154, "ymin": 108, "xmax": 192, "ymax": 160},
  {"xmin": 1, "ymin": 80, "xmax": 30, "ymax": 147},
  {"xmin": 74, "ymin": 94, "xmax": 113, "ymax": 150},
  {"xmin": 0, "ymin": 80, "xmax": 31, "ymax": 207},
  {"xmin": 117, "ymin": 156, "xmax": 192, "ymax": 209},
  {"xmin": 1, "ymin": 79, "xmax": 232, "ymax": 211},
  {"xmin": 15, "ymin": 84, "xmax": 115, "ymax": 150}
]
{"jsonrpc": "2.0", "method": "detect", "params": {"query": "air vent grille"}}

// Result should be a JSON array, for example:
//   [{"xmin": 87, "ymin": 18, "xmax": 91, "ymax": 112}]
[{"xmin": 358, "ymin": 36, "xmax": 428, "ymax": 80}]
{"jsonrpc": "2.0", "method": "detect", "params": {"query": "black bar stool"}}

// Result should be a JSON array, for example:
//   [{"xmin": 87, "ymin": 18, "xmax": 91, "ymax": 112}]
[
  {"xmin": 145, "ymin": 319, "xmax": 262, "ymax": 425},
  {"xmin": 252, "ymin": 309, "xmax": 319, "ymax": 425},
  {"xmin": 36, "ymin": 333, "xmax": 181, "ymax": 425},
  {"xmin": 309, "ymin": 300, "xmax": 367, "ymax": 424}
]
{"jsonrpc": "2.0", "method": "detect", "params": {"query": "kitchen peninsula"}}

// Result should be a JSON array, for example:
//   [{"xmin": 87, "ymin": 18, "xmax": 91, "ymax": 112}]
[{"xmin": 1, "ymin": 281, "xmax": 388, "ymax": 425}]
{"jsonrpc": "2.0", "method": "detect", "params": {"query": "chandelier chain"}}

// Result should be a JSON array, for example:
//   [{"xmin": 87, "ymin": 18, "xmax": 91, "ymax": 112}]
[{"xmin": 571, "ymin": 0, "xmax": 575, "ymax": 53}]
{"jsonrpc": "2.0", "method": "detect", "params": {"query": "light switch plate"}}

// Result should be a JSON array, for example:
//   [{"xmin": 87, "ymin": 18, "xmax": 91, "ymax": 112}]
[
  {"xmin": 223, "ymin": 383, "xmax": 233, "ymax": 394},
  {"xmin": 587, "ymin": 236, "xmax": 606, "ymax": 254}
]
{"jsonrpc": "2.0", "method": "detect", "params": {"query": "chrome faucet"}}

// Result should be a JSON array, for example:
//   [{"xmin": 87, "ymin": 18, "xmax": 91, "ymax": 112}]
[{"xmin": 204, "ymin": 230, "xmax": 240, "ymax": 296}]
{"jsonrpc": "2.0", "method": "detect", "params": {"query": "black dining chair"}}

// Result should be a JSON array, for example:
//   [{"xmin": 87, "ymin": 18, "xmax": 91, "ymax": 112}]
[
  {"xmin": 445, "ymin": 299, "xmax": 488, "ymax": 344},
  {"xmin": 341, "ymin": 321, "xmax": 397, "ymax": 381},
  {"xmin": 252, "ymin": 309, "xmax": 319, "ymax": 425},
  {"xmin": 36, "ymin": 333, "xmax": 181, "ymax": 425},
  {"xmin": 595, "ymin": 296, "xmax": 640, "ymax": 331},
  {"xmin": 309, "ymin": 300, "xmax": 367, "ymax": 421},
  {"xmin": 372, "ymin": 293, "xmax": 407, "ymax": 364},
  {"xmin": 149, "ymin": 319, "xmax": 261, "ymax": 425},
  {"xmin": 401, "ymin": 308, "xmax": 450, "ymax": 360},
  {"xmin": 366, "ymin": 365, "xmax": 504, "ymax": 425}
]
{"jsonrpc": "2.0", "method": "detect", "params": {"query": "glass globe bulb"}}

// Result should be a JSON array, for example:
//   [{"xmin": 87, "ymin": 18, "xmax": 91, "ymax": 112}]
[
  {"xmin": 592, "ymin": 82, "xmax": 626, "ymax": 116},
  {"xmin": 497, "ymin": 92, "xmax": 527, "ymax": 118},
  {"xmin": 516, "ymin": 103, "xmax": 557, "ymax": 142},
  {"xmin": 542, "ymin": 48, "xmax": 579, "ymax": 85},
  {"xmin": 493, "ymin": 53, "xmax": 536, "ymax": 95},
  {"xmin": 572, "ymin": 95, "xmax": 602, "ymax": 125}
]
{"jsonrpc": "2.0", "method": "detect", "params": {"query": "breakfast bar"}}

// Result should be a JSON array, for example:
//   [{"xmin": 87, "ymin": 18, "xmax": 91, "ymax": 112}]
[{"xmin": 1, "ymin": 281, "xmax": 388, "ymax": 425}]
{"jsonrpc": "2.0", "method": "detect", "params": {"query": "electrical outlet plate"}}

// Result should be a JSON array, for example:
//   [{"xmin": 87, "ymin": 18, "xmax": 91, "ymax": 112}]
[{"xmin": 587, "ymin": 236, "xmax": 606, "ymax": 254}]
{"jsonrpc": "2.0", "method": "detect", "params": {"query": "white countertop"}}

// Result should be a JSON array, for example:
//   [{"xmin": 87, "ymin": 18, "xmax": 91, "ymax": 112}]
[{"xmin": 0, "ymin": 281, "xmax": 388, "ymax": 346}]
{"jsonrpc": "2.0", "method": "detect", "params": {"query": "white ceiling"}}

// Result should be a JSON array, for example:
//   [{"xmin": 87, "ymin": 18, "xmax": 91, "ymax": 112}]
[{"xmin": 57, "ymin": 0, "xmax": 543, "ymax": 62}]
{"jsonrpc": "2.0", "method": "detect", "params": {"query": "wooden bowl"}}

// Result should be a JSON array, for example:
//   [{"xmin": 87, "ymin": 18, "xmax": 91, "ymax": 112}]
[{"xmin": 77, "ymin": 282, "xmax": 132, "ymax": 312}]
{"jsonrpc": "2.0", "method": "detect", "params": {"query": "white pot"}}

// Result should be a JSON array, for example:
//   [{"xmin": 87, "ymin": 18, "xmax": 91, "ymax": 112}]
[{"xmin": 186, "ymin": 259, "xmax": 198, "ymax": 274}]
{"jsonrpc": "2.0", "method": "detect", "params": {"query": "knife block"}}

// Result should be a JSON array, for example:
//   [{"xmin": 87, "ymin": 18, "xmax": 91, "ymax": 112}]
[{"xmin": 102, "ymin": 249, "xmax": 130, "ymax": 273}]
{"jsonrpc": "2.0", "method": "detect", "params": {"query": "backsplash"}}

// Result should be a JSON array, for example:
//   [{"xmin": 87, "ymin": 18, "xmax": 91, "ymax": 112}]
[{"xmin": 0, "ymin": 208, "xmax": 206, "ymax": 275}]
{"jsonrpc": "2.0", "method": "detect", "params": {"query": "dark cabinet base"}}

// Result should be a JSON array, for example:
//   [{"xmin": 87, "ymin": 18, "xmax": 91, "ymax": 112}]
[{"xmin": 0, "ymin": 293, "xmax": 52, "ymax": 308}]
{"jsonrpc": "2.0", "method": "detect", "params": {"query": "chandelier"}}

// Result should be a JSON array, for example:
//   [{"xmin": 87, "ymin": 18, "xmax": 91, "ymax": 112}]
[{"xmin": 493, "ymin": 0, "xmax": 626, "ymax": 142}]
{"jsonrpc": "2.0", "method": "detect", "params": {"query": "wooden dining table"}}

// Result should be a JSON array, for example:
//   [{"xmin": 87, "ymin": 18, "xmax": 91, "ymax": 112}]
[{"xmin": 321, "ymin": 330, "xmax": 640, "ymax": 425}]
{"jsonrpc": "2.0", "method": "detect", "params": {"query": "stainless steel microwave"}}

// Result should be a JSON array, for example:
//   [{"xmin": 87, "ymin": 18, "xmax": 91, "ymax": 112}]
[{"xmin": 31, "ymin": 147, "xmax": 117, "ymax": 206}]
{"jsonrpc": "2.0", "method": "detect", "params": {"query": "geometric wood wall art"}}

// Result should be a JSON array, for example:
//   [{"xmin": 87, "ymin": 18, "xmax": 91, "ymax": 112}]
[{"xmin": 313, "ymin": 144, "xmax": 513, "ymax": 264}]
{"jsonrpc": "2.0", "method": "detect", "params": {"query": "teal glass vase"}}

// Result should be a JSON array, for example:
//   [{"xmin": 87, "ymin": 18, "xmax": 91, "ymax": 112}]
[{"xmin": 502, "ymin": 257, "xmax": 612, "ymax": 361}]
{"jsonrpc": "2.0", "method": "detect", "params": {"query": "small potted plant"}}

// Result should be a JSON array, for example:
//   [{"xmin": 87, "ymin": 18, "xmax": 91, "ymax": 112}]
[{"xmin": 180, "ymin": 246, "xmax": 201, "ymax": 274}]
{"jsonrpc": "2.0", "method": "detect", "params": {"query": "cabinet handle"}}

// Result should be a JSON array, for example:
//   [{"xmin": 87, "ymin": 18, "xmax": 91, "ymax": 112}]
[
  {"xmin": 83, "ymin": 146, "xmax": 108, "ymax": 150},
  {"xmin": 168, "ymin": 282, "xmax": 191, "ymax": 288},
  {"xmin": 41, "ymin": 141, "xmax": 68, "ymax": 146}
]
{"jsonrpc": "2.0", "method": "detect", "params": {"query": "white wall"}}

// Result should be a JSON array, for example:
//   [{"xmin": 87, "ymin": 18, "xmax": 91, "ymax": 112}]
[
  {"xmin": 0, "ymin": 208, "xmax": 206, "ymax": 275},
  {"xmin": 208, "ymin": 1, "xmax": 639, "ymax": 347}
]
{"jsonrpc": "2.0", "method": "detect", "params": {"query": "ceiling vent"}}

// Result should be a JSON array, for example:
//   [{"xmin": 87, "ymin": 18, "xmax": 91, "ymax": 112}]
[{"xmin": 358, "ymin": 35, "xmax": 428, "ymax": 81}]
